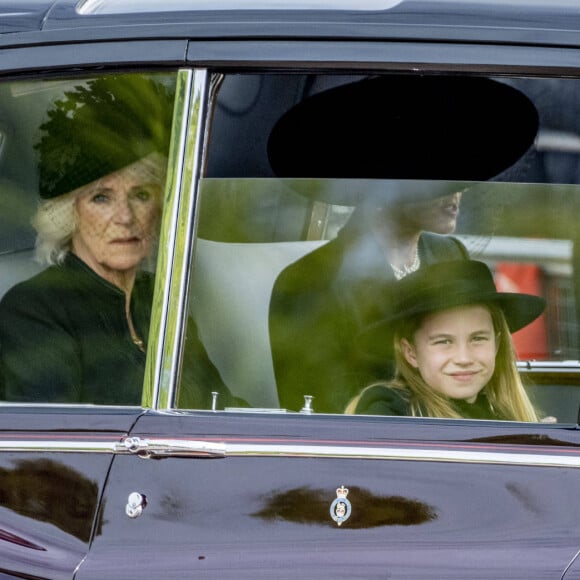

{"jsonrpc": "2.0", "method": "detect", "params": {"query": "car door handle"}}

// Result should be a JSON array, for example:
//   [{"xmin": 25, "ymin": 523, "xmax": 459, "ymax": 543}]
[{"xmin": 117, "ymin": 436, "xmax": 226, "ymax": 458}]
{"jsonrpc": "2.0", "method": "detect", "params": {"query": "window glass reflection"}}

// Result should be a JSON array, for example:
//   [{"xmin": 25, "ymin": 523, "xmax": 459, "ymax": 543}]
[
  {"xmin": 186, "ymin": 177, "xmax": 579, "ymax": 421},
  {"xmin": 0, "ymin": 73, "xmax": 176, "ymax": 404},
  {"xmin": 181, "ymin": 73, "xmax": 580, "ymax": 422}
]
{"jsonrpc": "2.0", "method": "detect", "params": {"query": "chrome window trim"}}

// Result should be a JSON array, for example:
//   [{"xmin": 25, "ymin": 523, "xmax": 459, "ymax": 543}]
[
  {"xmin": 518, "ymin": 361, "xmax": 580, "ymax": 372},
  {"xmin": 77, "ymin": 0, "xmax": 401, "ymax": 14},
  {"xmin": 143, "ymin": 68, "xmax": 210, "ymax": 409}
]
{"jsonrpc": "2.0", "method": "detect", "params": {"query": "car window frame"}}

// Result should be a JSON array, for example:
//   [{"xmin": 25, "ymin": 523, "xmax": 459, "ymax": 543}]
[
  {"xmin": 162, "ymin": 61, "xmax": 580, "ymax": 418},
  {"xmin": 143, "ymin": 67, "xmax": 210, "ymax": 408},
  {"xmin": 3, "ymin": 39, "xmax": 580, "ymax": 415}
]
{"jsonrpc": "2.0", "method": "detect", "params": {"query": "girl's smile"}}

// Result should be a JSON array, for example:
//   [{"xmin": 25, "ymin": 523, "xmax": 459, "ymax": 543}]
[{"xmin": 402, "ymin": 304, "xmax": 498, "ymax": 403}]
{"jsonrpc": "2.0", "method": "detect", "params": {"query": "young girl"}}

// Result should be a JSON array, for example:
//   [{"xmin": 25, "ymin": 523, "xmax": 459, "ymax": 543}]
[{"xmin": 346, "ymin": 260, "xmax": 546, "ymax": 421}]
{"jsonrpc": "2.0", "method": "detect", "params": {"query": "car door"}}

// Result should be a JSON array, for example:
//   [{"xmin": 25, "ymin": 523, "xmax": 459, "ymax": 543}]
[
  {"xmin": 77, "ymin": 58, "xmax": 580, "ymax": 578},
  {"xmin": 0, "ymin": 37, "xmax": 187, "ymax": 578},
  {"xmin": 77, "ymin": 413, "xmax": 580, "ymax": 579},
  {"xmin": 0, "ymin": 407, "xmax": 143, "ymax": 579},
  {"xmin": 2, "ymin": 10, "xmax": 580, "ymax": 580}
]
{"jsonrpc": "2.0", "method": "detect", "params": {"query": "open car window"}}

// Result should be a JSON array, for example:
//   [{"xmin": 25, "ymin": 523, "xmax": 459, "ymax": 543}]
[
  {"xmin": 179, "ymin": 72, "xmax": 580, "ymax": 423},
  {"xmin": 0, "ymin": 72, "xmax": 177, "ymax": 404},
  {"xmin": 1, "ymin": 69, "xmax": 579, "ymax": 420}
]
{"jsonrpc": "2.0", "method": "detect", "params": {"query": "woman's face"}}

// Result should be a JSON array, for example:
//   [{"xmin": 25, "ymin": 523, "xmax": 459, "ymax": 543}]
[
  {"xmin": 401, "ymin": 304, "xmax": 498, "ymax": 403},
  {"xmin": 72, "ymin": 159, "xmax": 162, "ymax": 282},
  {"xmin": 398, "ymin": 191, "xmax": 462, "ymax": 235}
]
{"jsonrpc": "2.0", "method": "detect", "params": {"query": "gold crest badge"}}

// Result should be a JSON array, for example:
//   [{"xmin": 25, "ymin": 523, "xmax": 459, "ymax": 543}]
[{"xmin": 330, "ymin": 485, "xmax": 351, "ymax": 526}]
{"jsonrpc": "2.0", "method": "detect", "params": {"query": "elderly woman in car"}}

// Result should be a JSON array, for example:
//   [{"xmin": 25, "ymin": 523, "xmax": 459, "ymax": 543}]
[{"xmin": 0, "ymin": 75, "xmax": 233, "ymax": 407}]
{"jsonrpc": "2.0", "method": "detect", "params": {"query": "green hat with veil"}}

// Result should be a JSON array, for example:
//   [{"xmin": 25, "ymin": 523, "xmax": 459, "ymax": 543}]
[{"xmin": 35, "ymin": 74, "xmax": 175, "ymax": 199}]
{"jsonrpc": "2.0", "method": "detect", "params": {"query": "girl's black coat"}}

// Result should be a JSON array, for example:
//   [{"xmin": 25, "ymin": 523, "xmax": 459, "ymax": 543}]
[{"xmin": 355, "ymin": 384, "xmax": 504, "ymax": 420}]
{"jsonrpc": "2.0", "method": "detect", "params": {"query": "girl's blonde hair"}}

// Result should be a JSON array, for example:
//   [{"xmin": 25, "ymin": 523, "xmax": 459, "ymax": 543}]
[
  {"xmin": 346, "ymin": 303, "xmax": 538, "ymax": 422},
  {"xmin": 32, "ymin": 152, "xmax": 167, "ymax": 267}
]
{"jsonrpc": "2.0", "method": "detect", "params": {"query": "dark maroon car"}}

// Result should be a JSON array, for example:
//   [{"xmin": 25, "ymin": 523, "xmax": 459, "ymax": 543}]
[{"xmin": 1, "ymin": 1, "xmax": 580, "ymax": 578}]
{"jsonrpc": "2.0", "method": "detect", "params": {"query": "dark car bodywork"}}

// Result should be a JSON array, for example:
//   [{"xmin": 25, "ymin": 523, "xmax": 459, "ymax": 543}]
[{"xmin": 1, "ymin": 1, "xmax": 580, "ymax": 578}]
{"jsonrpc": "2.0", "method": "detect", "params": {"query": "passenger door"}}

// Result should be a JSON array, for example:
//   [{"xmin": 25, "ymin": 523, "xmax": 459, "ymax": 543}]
[{"xmin": 80, "ymin": 65, "xmax": 580, "ymax": 578}]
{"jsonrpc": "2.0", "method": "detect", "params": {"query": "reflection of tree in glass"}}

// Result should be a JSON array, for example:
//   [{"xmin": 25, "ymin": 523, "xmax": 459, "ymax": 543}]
[
  {"xmin": 0, "ymin": 458, "xmax": 99, "ymax": 542},
  {"xmin": 252, "ymin": 486, "xmax": 437, "ymax": 529},
  {"xmin": 459, "ymin": 182, "xmax": 580, "ymax": 244}
]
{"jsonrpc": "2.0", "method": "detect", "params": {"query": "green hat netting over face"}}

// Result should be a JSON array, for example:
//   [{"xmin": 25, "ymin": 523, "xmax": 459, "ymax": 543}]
[{"xmin": 35, "ymin": 74, "xmax": 175, "ymax": 199}]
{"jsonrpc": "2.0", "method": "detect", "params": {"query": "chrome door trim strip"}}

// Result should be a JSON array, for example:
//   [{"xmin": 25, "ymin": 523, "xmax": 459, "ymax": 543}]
[
  {"xmin": 2, "ymin": 437, "xmax": 578, "ymax": 468},
  {"xmin": 222, "ymin": 443, "xmax": 580, "ymax": 468},
  {"xmin": 0, "ymin": 440, "xmax": 119, "ymax": 453}
]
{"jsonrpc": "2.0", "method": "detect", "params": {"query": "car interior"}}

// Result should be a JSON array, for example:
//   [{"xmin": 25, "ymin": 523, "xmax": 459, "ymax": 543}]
[
  {"xmin": 197, "ymin": 72, "xmax": 580, "ymax": 421},
  {"xmin": 1, "ymin": 70, "xmax": 580, "ymax": 421}
]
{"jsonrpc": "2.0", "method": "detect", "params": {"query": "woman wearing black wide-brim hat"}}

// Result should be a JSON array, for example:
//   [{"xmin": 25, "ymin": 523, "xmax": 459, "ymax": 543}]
[
  {"xmin": 268, "ymin": 74, "xmax": 539, "ymax": 414},
  {"xmin": 346, "ymin": 260, "xmax": 546, "ymax": 421}
]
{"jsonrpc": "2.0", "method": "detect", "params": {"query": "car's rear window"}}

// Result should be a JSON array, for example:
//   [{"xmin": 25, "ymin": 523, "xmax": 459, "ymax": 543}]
[{"xmin": 178, "ymin": 73, "xmax": 580, "ymax": 423}]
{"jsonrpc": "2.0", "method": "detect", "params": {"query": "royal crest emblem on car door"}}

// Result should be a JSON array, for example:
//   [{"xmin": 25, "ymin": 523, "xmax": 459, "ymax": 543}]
[{"xmin": 330, "ymin": 485, "xmax": 352, "ymax": 526}]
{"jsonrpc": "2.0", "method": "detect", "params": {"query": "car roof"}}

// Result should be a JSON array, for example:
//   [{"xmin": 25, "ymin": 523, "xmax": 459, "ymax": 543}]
[{"xmin": 3, "ymin": 0, "xmax": 580, "ymax": 48}]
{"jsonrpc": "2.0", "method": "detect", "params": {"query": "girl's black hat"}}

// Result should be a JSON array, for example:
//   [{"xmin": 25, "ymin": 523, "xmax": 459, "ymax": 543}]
[{"xmin": 358, "ymin": 260, "xmax": 546, "ymax": 359}]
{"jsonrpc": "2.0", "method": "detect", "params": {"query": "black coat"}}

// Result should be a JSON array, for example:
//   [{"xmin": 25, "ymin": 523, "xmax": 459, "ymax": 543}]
[
  {"xmin": 354, "ymin": 384, "xmax": 505, "ymax": 420},
  {"xmin": 269, "ymin": 223, "xmax": 468, "ymax": 414},
  {"xmin": 0, "ymin": 253, "xmax": 234, "ymax": 407}
]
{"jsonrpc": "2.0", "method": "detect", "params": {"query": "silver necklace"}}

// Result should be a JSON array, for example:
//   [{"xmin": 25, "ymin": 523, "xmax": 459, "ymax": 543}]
[{"xmin": 390, "ymin": 250, "xmax": 421, "ymax": 280}]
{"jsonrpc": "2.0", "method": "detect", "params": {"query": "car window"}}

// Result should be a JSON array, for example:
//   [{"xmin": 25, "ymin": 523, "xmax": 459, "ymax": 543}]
[
  {"xmin": 179, "ymin": 72, "xmax": 580, "ymax": 423},
  {"xmin": 0, "ymin": 71, "xmax": 177, "ymax": 404}
]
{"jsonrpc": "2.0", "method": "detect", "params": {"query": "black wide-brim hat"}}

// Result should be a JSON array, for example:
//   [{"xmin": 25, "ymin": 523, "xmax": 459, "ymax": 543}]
[
  {"xmin": 35, "ymin": 74, "xmax": 175, "ymax": 199},
  {"xmin": 268, "ymin": 75, "xmax": 539, "ymax": 205},
  {"xmin": 358, "ymin": 260, "xmax": 546, "ymax": 360}
]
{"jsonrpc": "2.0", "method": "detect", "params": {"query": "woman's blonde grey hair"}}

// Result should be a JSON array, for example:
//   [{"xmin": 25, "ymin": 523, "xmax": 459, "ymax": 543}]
[
  {"xmin": 33, "ymin": 152, "xmax": 167, "ymax": 267},
  {"xmin": 33, "ymin": 192, "xmax": 76, "ymax": 266}
]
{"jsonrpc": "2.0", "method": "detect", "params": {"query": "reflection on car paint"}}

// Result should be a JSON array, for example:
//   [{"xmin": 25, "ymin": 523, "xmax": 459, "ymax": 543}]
[{"xmin": 253, "ymin": 485, "xmax": 436, "ymax": 529}]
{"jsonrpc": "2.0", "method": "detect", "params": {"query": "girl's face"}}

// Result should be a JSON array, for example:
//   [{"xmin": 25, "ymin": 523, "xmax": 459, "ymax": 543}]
[{"xmin": 401, "ymin": 304, "xmax": 498, "ymax": 403}]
